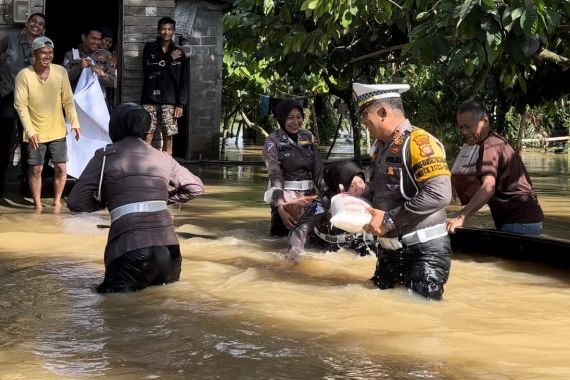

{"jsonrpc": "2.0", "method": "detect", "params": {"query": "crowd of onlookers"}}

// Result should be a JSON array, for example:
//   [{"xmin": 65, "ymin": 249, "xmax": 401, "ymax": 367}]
[{"xmin": 0, "ymin": 14, "xmax": 188, "ymax": 205}]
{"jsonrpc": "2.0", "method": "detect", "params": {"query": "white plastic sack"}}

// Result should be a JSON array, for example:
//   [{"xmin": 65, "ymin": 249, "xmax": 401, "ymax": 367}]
[{"xmin": 329, "ymin": 193, "xmax": 372, "ymax": 233}]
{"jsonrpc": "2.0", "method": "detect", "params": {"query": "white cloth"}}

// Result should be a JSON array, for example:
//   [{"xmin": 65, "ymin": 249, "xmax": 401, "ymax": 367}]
[
  {"xmin": 66, "ymin": 68, "xmax": 111, "ymax": 179},
  {"xmin": 450, "ymin": 144, "xmax": 479, "ymax": 175}
]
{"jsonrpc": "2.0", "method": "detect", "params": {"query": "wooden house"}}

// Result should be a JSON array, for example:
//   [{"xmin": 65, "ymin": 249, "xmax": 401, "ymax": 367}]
[{"xmin": 0, "ymin": 0, "xmax": 232, "ymax": 159}]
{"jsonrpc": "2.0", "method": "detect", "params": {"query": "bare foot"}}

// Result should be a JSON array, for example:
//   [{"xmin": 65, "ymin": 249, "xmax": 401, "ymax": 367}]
[{"xmin": 34, "ymin": 204, "xmax": 43, "ymax": 214}]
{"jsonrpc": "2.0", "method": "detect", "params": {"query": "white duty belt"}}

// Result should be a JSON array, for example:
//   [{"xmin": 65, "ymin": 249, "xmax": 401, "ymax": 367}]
[
  {"xmin": 283, "ymin": 180, "xmax": 313, "ymax": 191},
  {"xmin": 109, "ymin": 200, "xmax": 167, "ymax": 223},
  {"xmin": 376, "ymin": 223, "xmax": 448, "ymax": 251},
  {"xmin": 263, "ymin": 180, "xmax": 314, "ymax": 204},
  {"xmin": 313, "ymin": 227, "xmax": 375, "ymax": 245}
]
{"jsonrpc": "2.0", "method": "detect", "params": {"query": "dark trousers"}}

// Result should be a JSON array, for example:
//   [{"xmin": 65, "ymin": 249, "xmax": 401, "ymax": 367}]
[
  {"xmin": 97, "ymin": 245, "xmax": 182, "ymax": 293},
  {"xmin": 371, "ymin": 235, "xmax": 452, "ymax": 300},
  {"xmin": 270, "ymin": 205, "xmax": 289, "ymax": 236},
  {"xmin": 0, "ymin": 117, "xmax": 13, "ymax": 195},
  {"xmin": 0, "ymin": 93, "xmax": 27, "ymax": 185}
]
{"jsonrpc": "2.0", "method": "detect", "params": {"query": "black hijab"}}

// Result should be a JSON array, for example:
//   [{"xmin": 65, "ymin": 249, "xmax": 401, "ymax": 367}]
[
  {"xmin": 273, "ymin": 99, "xmax": 303, "ymax": 129},
  {"xmin": 324, "ymin": 160, "xmax": 365, "ymax": 194},
  {"xmin": 109, "ymin": 103, "xmax": 151, "ymax": 143}
]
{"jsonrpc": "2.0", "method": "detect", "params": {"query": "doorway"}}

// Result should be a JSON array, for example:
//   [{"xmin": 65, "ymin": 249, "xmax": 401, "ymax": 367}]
[
  {"xmin": 44, "ymin": 0, "xmax": 120, "ymax": 64},
  {"xmin": 44, "ymin": 0, "xmax": 122, "ymax": 108}
]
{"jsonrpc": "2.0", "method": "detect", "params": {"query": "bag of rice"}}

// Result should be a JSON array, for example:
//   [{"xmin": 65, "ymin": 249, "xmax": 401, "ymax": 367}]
[{"xmin": 329, "ymin": 193, "xmax": 372, "ymax": 233}]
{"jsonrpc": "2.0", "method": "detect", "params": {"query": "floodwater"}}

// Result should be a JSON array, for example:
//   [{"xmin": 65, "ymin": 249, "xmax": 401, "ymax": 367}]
[{"xmin": 1, "ymin": 147, "xmax": 570, "ymax": 379}]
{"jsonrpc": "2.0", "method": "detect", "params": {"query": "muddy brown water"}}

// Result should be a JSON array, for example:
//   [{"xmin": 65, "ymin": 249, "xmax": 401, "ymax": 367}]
[{"xmin": 1, "ymin": 151, "xmax": 569, "ymax": 379}]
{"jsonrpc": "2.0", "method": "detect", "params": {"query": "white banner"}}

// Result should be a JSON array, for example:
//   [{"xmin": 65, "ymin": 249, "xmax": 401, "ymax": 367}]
[{"xmin": 66, "ymin": 68, "xmax": 111, "ymax": 179}]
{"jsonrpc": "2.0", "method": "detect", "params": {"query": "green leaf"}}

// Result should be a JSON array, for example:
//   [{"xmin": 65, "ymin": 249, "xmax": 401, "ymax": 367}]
[
  {"xmin": 464, "ymin": 59, "xmax": 475, "ymax": 76},
  {"xmin": 479, "ymin": 0, "xmax": 494, "ymax": 11},
  {"xmin": 520, "ymin": 36, "xmax": 540, "ymax": 57},
  {"xmin": 510, "ymin": 8, "xmax": 523, "ymax": 21},
  {"xmin": 416, "ymin": 12, "xmax": 430, "ymax": 21},
  {"xmin": 486, "ymin": 31, "xmax": 501, "ymax": 48},
  {"xmin": 520, "ymin": 7, "xmax": 538, "ymax": 35},
  {"xmin": 432, "ymin": 34, "xmax": 448, "ymax": 58},
  {"xmin": 263, "ymin": 0, "xmax": 274, "ymax": 15},
  {"xmin": 485, "ymin": 44, "xmax": 500, "ymax": 64},
  {"xmin": 341, "ymin": 13, "xmax": 352, "ymax": 28},
  {"xmin": 457, "ymin": 0, "xmax": 476, "ymax": 28},
  {"xmin": 543, "ymin": 10, "xmax": 560, "ymax": 33},
  {"xmin": 307, "ymin": 0, "xmax": 319, "ymax": 10}
]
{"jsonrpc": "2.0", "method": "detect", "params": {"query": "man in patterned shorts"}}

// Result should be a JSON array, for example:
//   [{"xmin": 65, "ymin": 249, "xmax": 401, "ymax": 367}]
[{"xmin": 141, "ymin": 17, "xmax": 189, "ymax": 155}]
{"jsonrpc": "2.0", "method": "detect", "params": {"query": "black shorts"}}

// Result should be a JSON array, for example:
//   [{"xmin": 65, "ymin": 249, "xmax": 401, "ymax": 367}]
[{"xmin": 97, "ymin": 245, "xmax": 182, "ymax": 293}]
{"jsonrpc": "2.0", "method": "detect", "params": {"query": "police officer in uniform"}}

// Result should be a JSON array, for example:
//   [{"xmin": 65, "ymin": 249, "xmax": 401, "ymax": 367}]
[
  {"xmin": 262, "ymin": 98, "xmax": 332, "ymax": 260},
  {"xmin": 354, "ymin": 83, "xmax": 453, "ymax": 300}
]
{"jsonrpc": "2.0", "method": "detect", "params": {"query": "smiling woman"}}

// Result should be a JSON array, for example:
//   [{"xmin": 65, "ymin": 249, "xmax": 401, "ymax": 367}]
[{"xmin": 262, "ymin": 99, "xmax": 334, "ymax": 260}]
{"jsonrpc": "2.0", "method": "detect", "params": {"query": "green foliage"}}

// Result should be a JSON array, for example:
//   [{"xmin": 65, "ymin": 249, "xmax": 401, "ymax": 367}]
[{"xmin": 222, "ymin": 0, "xmax": 570, "ymax": 153}]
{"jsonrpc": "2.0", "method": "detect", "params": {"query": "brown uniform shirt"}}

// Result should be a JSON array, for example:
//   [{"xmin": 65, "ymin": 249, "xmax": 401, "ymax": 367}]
[
  {"xmin": 67, "ymin": 137, "xmax": 204, "ymax": 265},
  {"xmin": 478, "ymin": 130, "xmax": 543, "ymax": 228}
]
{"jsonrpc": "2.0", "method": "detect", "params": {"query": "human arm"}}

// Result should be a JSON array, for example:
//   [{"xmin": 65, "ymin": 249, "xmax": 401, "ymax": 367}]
[
  {"xmin": 91, "ymin": 51, "xmax": 116, "ymax": 89},
  {"xmin": 389, "ymin": 131, "xmax": 452, "ymax": 229},
  {"xmin": 13, "ymin": 71, "xmax": 38, "ymax": 146},
  {"xmin": 67, "ymin": 150, "xmax": 106, "ymax": 212},
  {"xmin": 62, "ymin": 50, "xmax": 82, "ymax": 85},
  {"xmin": 167, "ymin": 156, "xmax": 205, "ymax": 204},
  {"xmin": 262, "ymin": 136, "xmax": 286, "ymax": 207},
  {"xmin": 262, "ymin": 136, "xmax": 297, "ymax": 228},
  {"xmin": 363, "ymin": 207, "xmax": 386, "ymax": 236},
  {"xmin": 447, "ymin": 175, "xmax": 495, "ymax": 233},
  {"xmin": 392, "ymin": 175, "xmax": 452, "ymax": 229},
  {"xmin": 60, "ymin": 68, "xmax": 80, "ymax": 136},
  {"xmin": 141, "ymin": 43, "xmax": 154, "ymax": 78}
]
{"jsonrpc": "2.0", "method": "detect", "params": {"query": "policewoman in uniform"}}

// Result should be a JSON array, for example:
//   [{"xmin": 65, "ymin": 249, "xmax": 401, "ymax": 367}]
[
  {"xmin": 354, "ymin": 83, "xmax": 453, "ymax": 300},
  {"xmin": 67, "ymin": 103, "xmax": 204, "ymax": 292},
  {"xmin": 262, "ymin": 98, "xmax": 332, "ymax": 259}
]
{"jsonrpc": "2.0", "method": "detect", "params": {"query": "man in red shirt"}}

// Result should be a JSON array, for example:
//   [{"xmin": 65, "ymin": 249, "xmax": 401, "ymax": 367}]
[{"xmin": 447, "ymin": 100, "xmax": 543, "ymax": 235}]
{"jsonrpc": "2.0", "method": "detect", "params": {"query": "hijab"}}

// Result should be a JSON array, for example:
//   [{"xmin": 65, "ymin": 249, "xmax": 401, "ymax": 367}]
[{"xmin": 109, "ymin": 102, "xmax": 151, "ymax": 143}]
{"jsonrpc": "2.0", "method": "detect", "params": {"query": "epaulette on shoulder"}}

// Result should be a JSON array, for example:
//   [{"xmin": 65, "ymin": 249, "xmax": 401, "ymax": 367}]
[
  {"xmin": 298, "ymin": 129, "xmax": 314, "ymax": 141},
  {"xmin": 97, "ymin": 144, "xmax": 117, "ymax": 156}
]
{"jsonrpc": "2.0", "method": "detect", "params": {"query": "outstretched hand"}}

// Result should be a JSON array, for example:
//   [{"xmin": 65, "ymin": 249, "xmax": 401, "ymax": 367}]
[
  {"xmin": 446, "ymin": 214, "xmax": 465, "ymax": 234},
  {"xmin": 363, "ymin": 207, "xmax": 386, "ymax": 236}
]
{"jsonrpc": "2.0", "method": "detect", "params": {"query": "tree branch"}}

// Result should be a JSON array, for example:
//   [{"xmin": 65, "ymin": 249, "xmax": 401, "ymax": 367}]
[
  {"xmin": 239, "ymin": 110, "xmax": 269, "ymax": 138},
  {"xmin": 536, "ymin": 48, "xmax": 570, "ymax": 69},
  {"xmin": 349, "ymin": 44, "xmax": 407, "ymax": 63}
]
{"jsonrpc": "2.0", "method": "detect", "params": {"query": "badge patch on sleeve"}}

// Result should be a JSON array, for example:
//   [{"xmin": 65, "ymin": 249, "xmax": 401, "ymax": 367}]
[
  {"xmin": 265, "ymin": 140, "xmax": 276, "ymax": 151},
  {"xmin": 410, "ymin": 130, "xmax": 450, "ymax": 182}
]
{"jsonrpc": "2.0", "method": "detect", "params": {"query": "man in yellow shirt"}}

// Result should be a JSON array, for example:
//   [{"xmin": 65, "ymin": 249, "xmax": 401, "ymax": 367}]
[{"xmin": 14, "ymin": 37, "xmax": 80, "ymax": 211}]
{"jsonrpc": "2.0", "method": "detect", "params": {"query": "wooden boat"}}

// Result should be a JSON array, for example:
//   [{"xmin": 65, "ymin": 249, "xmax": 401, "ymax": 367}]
[{"xmin": 450, "ymin": 227, "xmax": 570, "ymax": 267}]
